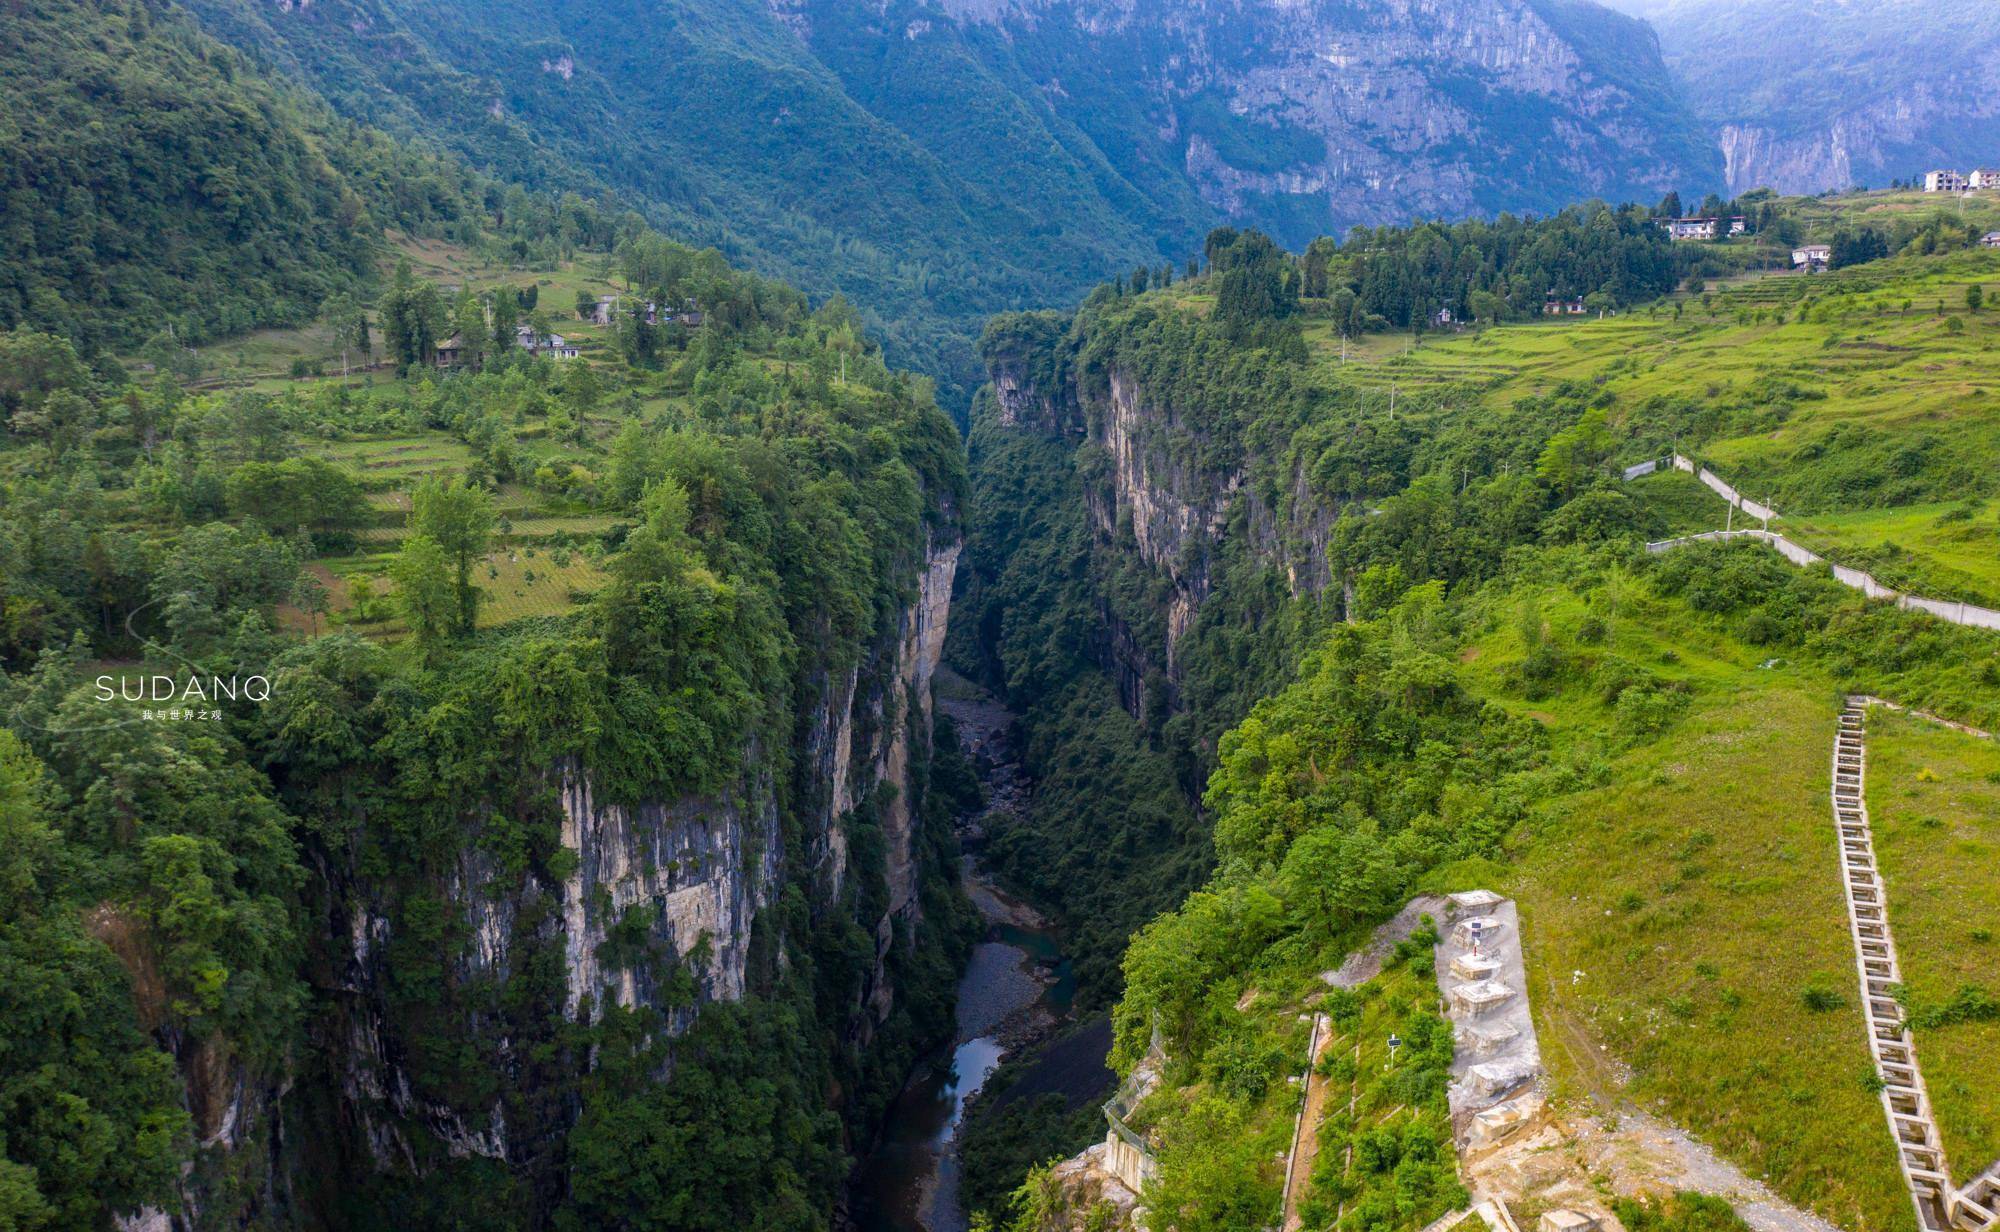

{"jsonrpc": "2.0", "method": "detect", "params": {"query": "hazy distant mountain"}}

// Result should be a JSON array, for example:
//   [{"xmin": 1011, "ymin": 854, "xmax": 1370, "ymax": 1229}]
[
  {"xmin": 179, "ymin": 0, "xmax": 1719, "ymax": 401},
  {"xmin": 1604, "ymin": 0, "xmax": 2000, "ymax": 194}
]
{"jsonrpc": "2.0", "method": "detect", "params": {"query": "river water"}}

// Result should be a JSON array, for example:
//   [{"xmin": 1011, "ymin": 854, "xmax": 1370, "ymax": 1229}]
[{"xmin": 848, "ymin": 679, "xmax": 1075, "ymax": 1232}]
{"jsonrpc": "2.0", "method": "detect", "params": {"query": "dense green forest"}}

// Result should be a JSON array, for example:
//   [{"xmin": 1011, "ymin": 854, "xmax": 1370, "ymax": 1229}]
[
  {"xmin": 0, "ymin": 0, "xmax": 662, "ymax": 360},
  {"xmin": 0, "ymin": 121, "xmax": 988, "ymax": 1223}
]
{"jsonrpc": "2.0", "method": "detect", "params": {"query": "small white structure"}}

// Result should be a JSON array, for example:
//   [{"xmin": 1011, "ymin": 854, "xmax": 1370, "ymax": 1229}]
[
  {"xmin": 1660, "ymin": 216, "xmax": 1746, "ymax": 241},
  {"xmin": 1925, "ymin": 169, "xmax": 1968, "ymax": 194},
  {"xmin": 1450, "ymin": 952, "xmax": 1502, "ymax": 982},
  {"xmin": 1467, "ymin": 1092, "xmax": 1542, "ymax": 1149},
  {"xmin": 1793, "ymin": 244, "xmax": 1831, "ymax": 270},
  {"xmin": 1970, "ymin": 170, "xmax": 2000, "ymax": 190},
  {"xmin": 1983, "ymin": 232, "xmax": 2000, "ymax": 249},
  {"xmin": 1540, "ymin": 1210, "xmax": 1600, "ymax": 1232},
  {"xmin": 1456, "ymin": 1020, "xmax": 1520, "ymax": 1058},
  {"xmin": 1449, "ymin": 979, "xmax": 1514, "ymax": 1016},
  {"xmin": 1452, "ymin": 915, "xmax": 1504, "ymax": 948},
  {"xmin": 516, "ymin": 325, "xmax": 579, "ymax": 359},
  {"xmin": 1469, "ymin": 1057, "xmax": 1538, "ymax": 1097},
  {"xmin": 1449, "ymin": 889, "xmax": 1503, "ymax": 912}
]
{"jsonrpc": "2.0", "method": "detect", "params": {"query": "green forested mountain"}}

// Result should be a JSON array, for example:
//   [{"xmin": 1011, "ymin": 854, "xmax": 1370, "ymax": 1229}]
[
  {"xmin": 168, "ymin": 0, "xmax": 1721, "ymax": 410},
  {"xmin": 0, "ymin": 23, "xmax": 983, "ymax": 1213},
  {"xmin": 1603, "ymin": 0, "xmax": 2000, "ymax": 196},
  {"xmin": 0, "ymin": 0, "xmax": 465, "ymax": 352}
]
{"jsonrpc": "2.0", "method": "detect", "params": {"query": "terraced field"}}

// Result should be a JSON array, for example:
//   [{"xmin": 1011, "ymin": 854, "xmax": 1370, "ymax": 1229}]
[
  {"xmin": 1317, "ymin": 250, "xmax": 2000, "ymax": 607},
  {"xmin": 321, "ymin": 436, "xmax": 476, "ymax": 480},
  {"xmin": 309, "ymin": 547, "xmax": 611, "ymax": 639},
  {"xmin": 292, "ymin": 427, "xmax": 625, "ymax": 635}
]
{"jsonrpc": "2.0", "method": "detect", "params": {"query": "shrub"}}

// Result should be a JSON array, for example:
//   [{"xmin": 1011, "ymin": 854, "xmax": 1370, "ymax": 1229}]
[
  {"xmin": 1615, "ymin": 682, "xmax": 1690, "ymax": 738},
  {"xmin": 1802, "ymin": 982, "xmax": 1845, "ymax": 1012}
]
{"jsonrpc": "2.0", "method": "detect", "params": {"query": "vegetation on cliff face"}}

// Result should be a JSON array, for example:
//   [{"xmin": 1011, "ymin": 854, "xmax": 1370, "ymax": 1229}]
[
  {"xmin": 960, "ymin": 228, "xmax": 2000, "ymax": 1232},
  {"xmin": 0, "ymin": 141, "xmax": 977, "ymax": 1226}
]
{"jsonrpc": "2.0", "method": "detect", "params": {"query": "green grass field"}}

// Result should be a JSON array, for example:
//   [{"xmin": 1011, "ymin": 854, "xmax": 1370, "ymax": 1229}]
[
  {"xmin": 1314, "ymin": 248, "xmax": 2000, "ymax": 609},
  {"xmin": 357, "ymin": 513, "xmax": 621, "ymax": 545},
  {"xmin": 304, "ymin": 547, "xmax": 610, "ymax": 639},
  {"xmin": 1865, "ymin": 708, "xmax": 2000, "ymax": 1186},
  {"xmin": 1453, "ymin": 577, "xmax": 1915, "ymax": 1232}
]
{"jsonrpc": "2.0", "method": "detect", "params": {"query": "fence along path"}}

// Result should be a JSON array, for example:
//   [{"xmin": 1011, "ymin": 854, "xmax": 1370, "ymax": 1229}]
[
  {"xmin": 1628, "ymin": 455, "xmax": 2000, "ymax": 632},
  {"xmin": 1831, "ymin": 698, "xmax": 1999, "ymax": 1232}
]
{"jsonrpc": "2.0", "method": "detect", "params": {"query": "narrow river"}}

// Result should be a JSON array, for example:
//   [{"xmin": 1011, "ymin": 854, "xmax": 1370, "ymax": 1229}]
[{"xmin": 848, "ymin": 678, "xmax": 1074, "ymax": 1232}]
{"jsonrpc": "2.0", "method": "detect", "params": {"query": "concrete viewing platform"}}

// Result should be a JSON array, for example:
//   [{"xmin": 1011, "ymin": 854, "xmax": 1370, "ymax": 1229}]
[{"xmin": 1435, "ymin": 892, "xmax": 1542, "ymax": 1126}]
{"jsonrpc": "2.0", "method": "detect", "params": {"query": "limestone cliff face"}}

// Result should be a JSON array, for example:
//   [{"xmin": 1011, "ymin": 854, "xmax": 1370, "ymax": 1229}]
[
  {"xmin": 1085, "ymin": 371, "xmax": 1239, "ymax": 679},
  {"xmin": 1640, "ymin": 0, "xmax": 2000, "ymax": 196},
  {"xmin": 903, "ymin": 0, "xmax": 1719, "ymax": 243},
  {"xmin": 140, "ymin": 533, "xmax": 964, "ymax": 1226},
  {"xmin": 986, "ymin": 344, "xmax": 1334, "ymax": 713},
  {"xmin": 355, "ymin": 528, "xmax": 958, "ymax": 1137},
  {"xmin": 1711, "ymin": 87, "xmax": 2000, "ymax": 197}
]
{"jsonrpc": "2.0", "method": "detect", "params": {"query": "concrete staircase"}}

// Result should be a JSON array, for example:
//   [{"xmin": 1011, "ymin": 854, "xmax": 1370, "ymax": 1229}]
[{"xmin": 1833, "ymin": 698, "xmax": 2000, "ymax": 1232}]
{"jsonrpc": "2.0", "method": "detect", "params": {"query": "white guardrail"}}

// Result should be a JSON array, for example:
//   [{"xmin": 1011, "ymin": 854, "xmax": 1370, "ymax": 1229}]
[{"xmin": 1631, "ymin": 456, "xmax": 2000, "ymax": 633}]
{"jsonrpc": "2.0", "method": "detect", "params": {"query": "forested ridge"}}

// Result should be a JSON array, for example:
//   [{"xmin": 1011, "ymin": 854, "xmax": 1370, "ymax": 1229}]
[
  {"xmin": 0, "ymin": 0, "xmax": 653, "ymax": 361},
  {"xmin": 0, "ymin": 50, "xmax": 986, "ymax": 1216}
]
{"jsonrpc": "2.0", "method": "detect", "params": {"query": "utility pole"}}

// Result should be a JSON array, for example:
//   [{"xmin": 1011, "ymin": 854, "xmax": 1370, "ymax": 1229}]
[{"xmin": 1388, "ymin": 383, "xmax": 1396, "ymax": 422}]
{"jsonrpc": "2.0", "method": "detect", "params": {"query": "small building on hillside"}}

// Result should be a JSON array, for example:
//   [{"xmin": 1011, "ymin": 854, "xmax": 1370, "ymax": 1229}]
[
  {"xmin": 1970, "ymin": 170, "xmax": 2000, "ymax": 190},
  {"xmin": 434, "ymin": 333, "xmax": 472, "ymax": 370},
  {"xmin": 515, "ymin": 324, "xmax": 579, "ymax": 359},
  {"xmin": 1925, "ymin": 169, "xmax": 1969, "ymax": 193},
  {"xmin": 1434, "ymin": 306, "xmax": 1455, "ymax": 327},
  {"xmin": 1793, "ymin": 244, "xmax": 1832, "ymax": 270},
  {"xmin": 1543, "ymin": 297, "xmax": 1586, "ymax": 316},
  {"xmin": 1661, "ymin": 216, "xmax": 1746, "ymax": 241},
  {"xmin": 594, "ymin": 298, "xmax": 708, "ymax": 328},
  {"xmin": 1982, "ymin": 232, "xmax": 2000, "ymax": 249}
]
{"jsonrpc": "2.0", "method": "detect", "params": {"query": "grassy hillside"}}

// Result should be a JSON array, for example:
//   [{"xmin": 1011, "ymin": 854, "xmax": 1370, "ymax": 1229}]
[
  {"xmin": 1468, "ymin": 567, "xmax": 1911, "ymax": 1231},
  {"xmin": 1323, "ymin": 245, "xmax": 2000, "ymax": 606},
  {"xmin": 1866, "ymin": 710, "xmax": 2000, "ymax": 1186},
  {"xmin": 965, "ymin": 236, "xmax": 2000, "ymax": 1232}
]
